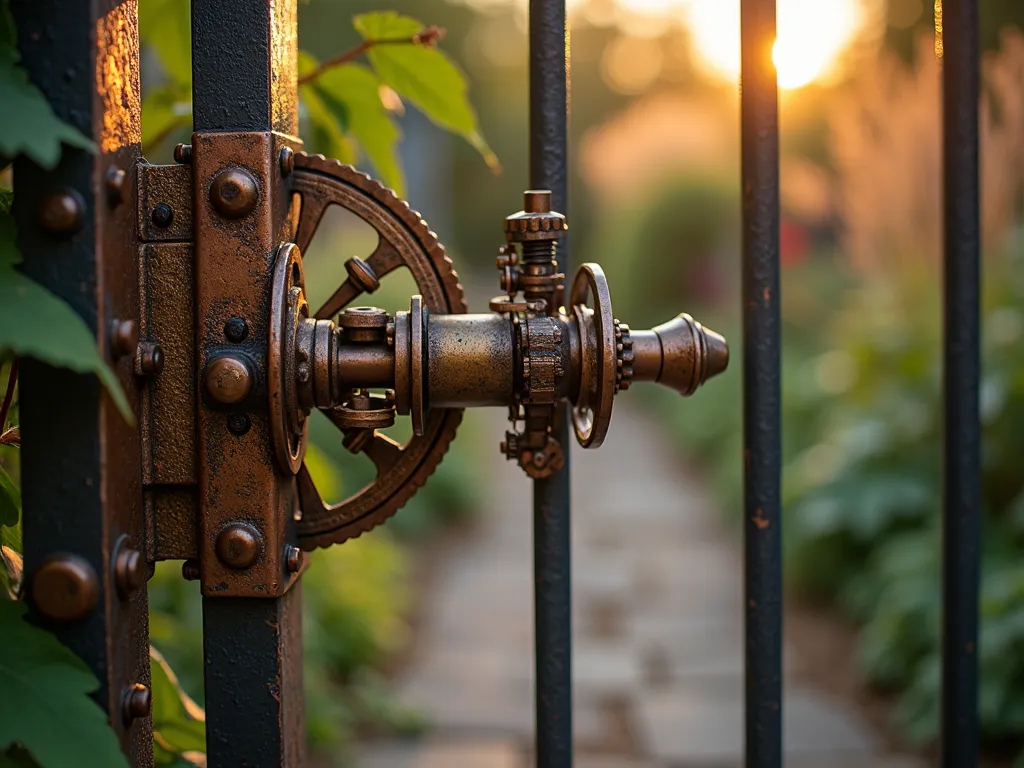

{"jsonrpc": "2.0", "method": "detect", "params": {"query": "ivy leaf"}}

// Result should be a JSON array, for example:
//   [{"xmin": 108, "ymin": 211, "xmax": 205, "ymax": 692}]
[
  {"xmin": 353, "ymin": 12, "xmax": 498, "ymax": 172},
  {"xmin": 311, "ymin": 63, "xmax": 405, "ymax": 197},
  {"xmin": 150, "ymin": 646, "xmax": 206, "ymax": 761},
  {"xmin": 0, "ymin": 34, "xmax": 94, "ymax": 169},
  {"xmin": 138, "ymin": 0, "xmax": 191, "ymax": 88},
  {"xmin": 298, "ymin": 52, "xmax": 356, "ymax": 167},
  {"xmin": 0, "ymin": 601, "xmax": 129, "ymax": 768},
  {"xmin": 0, "ymin": 216, "xmax": 131, "ymax": 421},
  {"xmin": 0, "ymin": 189, "xmax": 11, "ymax": 214}
]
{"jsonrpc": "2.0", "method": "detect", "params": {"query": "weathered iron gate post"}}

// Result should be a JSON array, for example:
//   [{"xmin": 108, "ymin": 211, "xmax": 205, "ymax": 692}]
[
  {"xmin": 189, "ymin": 2, "xmax": 306, "ymax": 765},
  {"xmin": 12, "ymin": 1, "xmax": 152, "ymax": 764}
]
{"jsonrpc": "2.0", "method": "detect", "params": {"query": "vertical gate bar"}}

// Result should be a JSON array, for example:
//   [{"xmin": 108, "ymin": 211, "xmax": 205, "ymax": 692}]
[
  {"xmin": 940, "ymin": 1, "xmax": 981, "ymax": 764},
  {"xmin": 12, "ymin": 1, "xmax": 153, "ymax": 764},
  {"xmin": 529, "ymin": 1, "xmax": 573, "ymax": 764},
  {"xmin": 740, "ymin": 1, "xmax": 782, "ymax": 766},
  {"xmin": 191, "ymin": 2, "xmax": 304, "ymax": 766}
]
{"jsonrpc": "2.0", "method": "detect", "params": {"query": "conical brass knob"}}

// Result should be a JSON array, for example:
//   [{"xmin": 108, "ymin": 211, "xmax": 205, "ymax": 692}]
[{"xmin": 629, "ymin": 313, "xmax": 729, "ymax": 396}]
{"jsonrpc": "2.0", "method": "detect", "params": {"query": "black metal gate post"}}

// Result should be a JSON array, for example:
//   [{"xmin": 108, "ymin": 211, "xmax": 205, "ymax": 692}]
[
  {"xmin": 191, "ymin": 2, "xmax": 305, "ymax": 766},
  {"xmin": 940, "ymin": 1, "xmax": 981, "ymax": 764},
  {"xmin": 529, "ymin": 1, "xmax": 573, "ymax": 764},
  {"xmin": 740, "ymin": 0, "xmax": 783, "ymax": 765},
  {"xmin": 12, "ymin": 1, "xmax": 153, "ymax": 764}
]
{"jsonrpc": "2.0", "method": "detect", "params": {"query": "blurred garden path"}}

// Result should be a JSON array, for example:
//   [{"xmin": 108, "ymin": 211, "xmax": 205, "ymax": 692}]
[{"xmin": 357, "ymin": 405, "xmax": 922, "ymax": 768}]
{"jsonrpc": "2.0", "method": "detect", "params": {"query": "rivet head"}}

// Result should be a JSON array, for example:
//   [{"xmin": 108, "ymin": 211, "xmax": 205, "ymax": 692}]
[
  {"xmin": 181, "ymin": 559, "xmax": 200, "ymax": 581},
  {"xmin": 38, "ymin": 189, "xmax": 85, "ymax": 237},
  {"xmin": 216, "ymin": 523, "xmax": 263, "ymax": 570},
  {"xmin": 223, "ymin": 316, "xmax": 249, "ymax": 343},
  {"xmin": 210, "ymin": 168, "xmax": 259, "ymax": 219},
  {"xmin": 173, "ymin": 143, "xmax": 192, "ymax": 164},
  {"xmin": 138, "ymin": 342, "xmax": 165, "ymax": 376},
  {"xmin": 105, "ymin": 166, "xmax": 127, "ymax": 207},
  {"xmin": 151, "ymin": 202, "xmax": 174, "ymax": 229},
  {"xmin": 284, "ymin": 545, "xmax": 303, "ymax": 573},
  {"xmin": 204, "ymin": 356, "xmax": 253, "ymax": 405},
  {"xmin": 110, "ymin": 319, "xmax": 139, "ymax": 359},
  {"xmin": 32, "ymin": 554, "xmax": 99, "ymax": 622},
  {"xmin": 114, "ymin": 542, "xmax": 147, "ymax": 599},
  {"xmin": 122, "ymin": 684, "xmax": 152, "ymax": 725},
  {"xmin": 279, "ymin": 146, "xmax": 295, "ymax": 177}
]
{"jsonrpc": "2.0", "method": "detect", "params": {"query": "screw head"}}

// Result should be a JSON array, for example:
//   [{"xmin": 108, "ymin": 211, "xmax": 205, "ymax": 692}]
[
  {"xmin": 279, "ymin": 146, "xmax": 295, "ymax": 176},
  {"xmin": 227, "ymin": 412, "xmax": 251, "ymax": 436},
  {"xmin": 210, "ymin": 167, "xmax": 259, "ymax": 219},
  {"xmin": 31, "ymin": 554, "xmax": 99, "ymax": 622},
  {"xmin": 138, "ymin": 342, "xmax": 165, "ymax": 376},
  {"xmin": 151, "ymin": 202, "xmax": 174, "ymax": 229},
  {"xmin": 223, "ymin": 316, "xmax": 249, "ymax": 343},
  {"xmin": 215, "ymin": 523, "xmax": 263, "ymax": 570},
  {"xmin": 173, "ymin": 143, "xmax": 193, "ymax": 164},
  {"xmin": 204, "ymin": 356, "xmax": 253, "ymax": 405},
  {"xmin": 122, "ymin": 684, "xmax": 152, "ymax": 725},
  {"xmin": 38, "ymin": 189, "xmax": 85, "ymax": 237}
]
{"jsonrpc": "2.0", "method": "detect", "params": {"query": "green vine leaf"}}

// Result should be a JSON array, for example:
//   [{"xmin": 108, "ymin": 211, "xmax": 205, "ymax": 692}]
[
  {"xmin": 0, "ymin": 466, "xmax": 22, "ymax": 598},
  {"xmin": 0, "ymin": 601, "xmax": 129, "ymax": 768},
  {"xmin": 0, "ymin": 216, "xmax": 131, "ymax": 421},
  {"xmin": 150, "ymin": 646, "xmax": 206, "ymax": 765},
  {"xmin": 0, "ymin": 465, "xmax": 16, "ymax": 528},
  {"xmin": 353, "ymin": 12, "xmax": 498, "ymax": 173},
  {"xmin": 0, "ymin": 14, "xmax": 94, "ymax": 169},
  {"xmin": 298, "ymin": 51, "xmax": 357, "ymax": 169},
  {"xmin": 305, "ymin": 60, "xmax": 404, "ymax": 196}
]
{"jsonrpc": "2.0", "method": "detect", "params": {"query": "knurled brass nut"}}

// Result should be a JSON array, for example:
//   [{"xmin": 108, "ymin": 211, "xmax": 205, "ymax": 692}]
[{"xmin": 504, "ymin": 211, "xmax": 567, "ymax": 242}]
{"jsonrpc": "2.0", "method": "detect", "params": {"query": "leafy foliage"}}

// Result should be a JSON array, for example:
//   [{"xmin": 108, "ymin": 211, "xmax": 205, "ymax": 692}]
[
  {"xmin": 0, "ymin": 602, "xmax": 129, "ymax": 768},
  {"xmin": 0, "ymin": 4, "xmax": 94, "ymax": 168},
  {"xmin": 0, "ymin": 216, "xmax": 131, "ymax": 420},
  {"xmin": 150, "ymin": 648, "xmax": 205, "ymax": 767}
]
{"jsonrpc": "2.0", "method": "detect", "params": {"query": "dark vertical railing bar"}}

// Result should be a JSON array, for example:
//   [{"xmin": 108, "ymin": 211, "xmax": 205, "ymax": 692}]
[
  {"xmin": 940, "ymin": 1, "xmax": 981, "ymax": 764},
  {"xmin": 740, "ymin": 1, "xmax": 782, "ymax": 765},
  {"xmin": 529, "ymin": 1, "xmax": 573, "ymax": 765}
]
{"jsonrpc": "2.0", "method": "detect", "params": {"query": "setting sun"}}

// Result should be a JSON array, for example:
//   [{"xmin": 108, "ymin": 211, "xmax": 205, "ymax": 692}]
[{"xmin": 683, "ymin": 0, "xmax": 866, "ymax": 89}]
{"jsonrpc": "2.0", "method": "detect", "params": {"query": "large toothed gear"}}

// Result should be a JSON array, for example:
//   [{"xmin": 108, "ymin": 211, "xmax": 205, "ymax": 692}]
[
  {"xmin": 614, "ymin": 320, "xmax": 634, "ymax": 393},
  {"xmin": 287, "ymin": 153, "xmax": 466, "ymax": 549}
]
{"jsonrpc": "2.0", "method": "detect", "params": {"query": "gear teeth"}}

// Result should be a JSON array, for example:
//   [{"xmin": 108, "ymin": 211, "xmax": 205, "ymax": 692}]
[
  {"xmin": 614, "ymin": 320, "xmax": 635, "ymax": 392},
  {"xmin": 291, "ymin": 152, "xmax": 469, "ymax": 546}
]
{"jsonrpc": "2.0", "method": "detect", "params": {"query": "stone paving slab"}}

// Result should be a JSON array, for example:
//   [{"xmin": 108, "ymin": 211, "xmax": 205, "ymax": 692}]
[{"xmin": 356, "ymin": 407, "xmax": 916, "ymax": 766}]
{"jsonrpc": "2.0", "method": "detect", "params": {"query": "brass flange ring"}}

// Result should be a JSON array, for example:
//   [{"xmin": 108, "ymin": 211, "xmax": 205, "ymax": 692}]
[
  {"xmin": 268, "ymin": 243, "xmax": 309, "ymax": 474},
  {"xmin": 570, "ymin": 263, "xmax": 616, "ymax": 449}
]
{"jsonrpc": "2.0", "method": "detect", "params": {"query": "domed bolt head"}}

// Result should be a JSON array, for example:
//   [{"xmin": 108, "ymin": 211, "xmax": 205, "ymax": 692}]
[
  {"xmin": 216, "ymin": 523, "xmax": 263, "ymax": 570},
  {"xmin": 114, "ymin": 542, "xmax": 147, "ymax": 599},
  {"xmin": 31, "ymin": 554, "xmax": 99, "ymax": 622},
  {"xmin": 150, "ymin": 202, "xmax": 174, "ymax": 229},
  {"xmin": 110, "ymin": 319, "xmax": 139, "ymax": 359},
  {"xmin": 210, "ymin": 167, "xmax": 259, "ymax": 219},
  {"xmin": 284, "ymin": 545, "xmax": 304, "ymax": 573},
  {"xmin": 38, "ymin": 189, "xmax": 85, "ymax": 237},
  {"xmin": 122, "ymin": 684, "xmax": 152, "ymax": 725},
  {"xmin": 204, "ymin": 356, "xmax": 252, "ymax": 405},
  {"xmin": 138, "ymin": 342, "xmax": 165, "ymax": 376}
]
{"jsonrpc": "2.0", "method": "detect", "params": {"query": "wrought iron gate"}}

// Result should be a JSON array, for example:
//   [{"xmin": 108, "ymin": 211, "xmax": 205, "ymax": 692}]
[{"xmin": 9, "ymin": 0, "xmax": 981, "ymax": 766}]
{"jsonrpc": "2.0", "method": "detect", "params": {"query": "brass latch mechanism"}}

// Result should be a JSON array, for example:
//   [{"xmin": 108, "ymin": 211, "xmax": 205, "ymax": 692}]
[
  {"xmin": 138, "ymin": 144, "xmax": 726, "ymax": 590},
  {"xmin": 269, "ymin": 156, "xmax": 728, "ymax": 548}
]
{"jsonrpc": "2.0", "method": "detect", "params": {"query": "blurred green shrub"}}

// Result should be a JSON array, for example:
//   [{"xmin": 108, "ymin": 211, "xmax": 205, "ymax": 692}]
[{"xmin": 647, "ymin": 248, "xmax": 1024, "ymax": 752}]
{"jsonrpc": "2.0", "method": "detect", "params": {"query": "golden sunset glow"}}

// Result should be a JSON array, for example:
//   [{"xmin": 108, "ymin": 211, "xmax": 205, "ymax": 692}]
[{"xmin": 686, "ymin": 0, "xmax": 864, "ymax": 89}]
